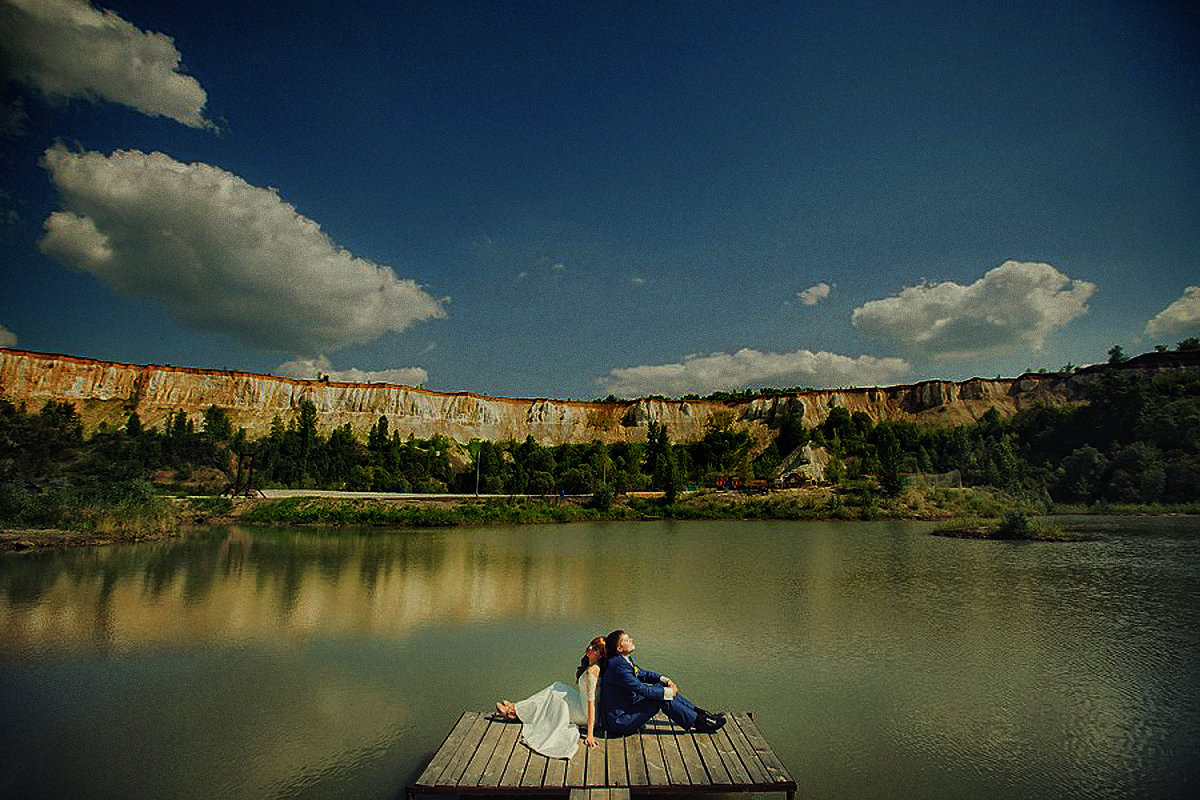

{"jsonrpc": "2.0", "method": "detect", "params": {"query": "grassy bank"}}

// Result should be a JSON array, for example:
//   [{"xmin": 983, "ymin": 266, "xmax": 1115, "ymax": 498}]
[
  {"xmin": 232, "ymin": 485, "xmax": 1045, "ymax": 528},
  {"xmin": 236, "ymin": 495, "xmax": 645, "ymax": 527},
  {"xmin": 0, "ymin": 479, "xmax": 179, "ymax": 550},
  {"xmin": 1049, "ymin": 501, "xmax": 1200, "ymax": 515},
  {"xmin": 0, "ymin": 480, "xmax": 176, "ymax": 535},
  {"xmin": 5, "ymin": 484, "xmax": 1196, "ymax": 552}
]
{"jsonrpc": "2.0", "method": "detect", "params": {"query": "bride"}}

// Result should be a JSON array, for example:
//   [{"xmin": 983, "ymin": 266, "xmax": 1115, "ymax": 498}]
[{"xmin": 495, "ymin": 636, "xmax": 606, "ymax": 759}]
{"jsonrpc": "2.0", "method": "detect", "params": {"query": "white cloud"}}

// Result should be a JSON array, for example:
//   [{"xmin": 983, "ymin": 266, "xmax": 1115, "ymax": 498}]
[
  {"xmin": 1144, "ymin": 287, "xmax": 1200, "ymax": 340},
  {"xmin": 798, "ymin": 281, "xmax": 831, "ymax": 306},
  {"xmin": 275, "ymin": 356, "xmax": 427, "ymax": 387},
  {"xmin": 0, "ymin": 0, "xmax": 212, "ymax": 128},
  {"xmin": 852, "ymin": 260, "xmax": 1096, "ymax": 360},
  {"xmin": 38, "ymin": 145, "xmax": 445, "ymax": 354},
  {"xmin": 598, "ymin": 348, "xmax": 910, "ymax": 397},
  {"xmin": 0, "ymin": 323, "xmax": 16, "ymax": 347},
  {"xmin": 630, "ymin": 276, "xmax": 646, "ymax": 286}
]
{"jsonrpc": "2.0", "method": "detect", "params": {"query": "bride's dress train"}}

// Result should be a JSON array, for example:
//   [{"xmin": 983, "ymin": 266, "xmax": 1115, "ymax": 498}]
[{"xmin": 512, "ymin": 671, "xmax": 598, "ymax": 759}]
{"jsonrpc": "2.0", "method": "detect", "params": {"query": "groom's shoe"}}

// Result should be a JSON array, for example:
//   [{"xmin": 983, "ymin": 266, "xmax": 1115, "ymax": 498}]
[
  {"xmin": 694, "ymin": 712, "xmax": 726, "ymax": 733},
  {"xmin": 694, "ymin": 707, "xmax": 726, "ymax": 723}
]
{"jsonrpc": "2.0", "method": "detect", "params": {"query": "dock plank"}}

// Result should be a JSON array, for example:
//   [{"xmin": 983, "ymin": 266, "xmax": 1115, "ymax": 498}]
[
  {"xmin": 459, "ymin": 716, "xmax": 507, "ymax": 786},
  {"xmin": 607, "ymin": 734, "xmax": 628, "ymax": 787},
  {"xmin": 711, "ymin": 726, "xmax": 752, "ymax": 785},
  {"xmin": 431, "ymin": 712, "xmax": 491, "ymax": 786},
  {"xmin": 571, "ymin": 790, "xmax": 631, "ymax": 800},
  {"xmin": 692, "ymin": 726, "xmax": 733, "ymax": 786},
  {"xmin": 639, "ymin": 723, "xmax": 668, "ymax": 786},
  {"xmin": 520, "ymin": 750, "xmax": 550, "ymax": 788},
  {"xmin": 414, "ymin": 711, "xmax": 478, "ymax": 787},
  {"xmin": 545, "ymin": 750, "xmax": 569, "ymax": 788},
  {"xmin": 624, "ymin": 731, "xmax": 649, "ymax": 786},
  {"xmin": 565, "ymin": 741, "xmax": 587, "ymax": 787},
  {"xmin": 722, "ymin": 712, "xmax": 771, "ymax": 785},
  {"xmin": 585, "ymin": 736, "xmax": 608, "ymax": 786},
  {"xmin": 498, "ymin": 737, "xmax": 530, "ymax": 788},
  {"xmin": 677, "ymin": 730, "xmax": 711, "ymax": 786},
  {"xmin": 477, "ymin": 722, "xmax": 520, "ymax": 787},
  {"xmin": 647, "ymin": 717, "xmax": 690, "ymax": 786},
  {"xmin": 731, "ymin": 712, "xmax": 794, "ymax": 784}
]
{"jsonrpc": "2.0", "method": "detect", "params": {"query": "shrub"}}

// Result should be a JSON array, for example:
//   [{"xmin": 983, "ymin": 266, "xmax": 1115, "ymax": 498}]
[
  {"xmin": 996, "ymin": 510, "xmax": 1033, "ymax": 539},
  {"xmin": 588, "ymin": 485, "xmax": 615, "ymax": 510}
]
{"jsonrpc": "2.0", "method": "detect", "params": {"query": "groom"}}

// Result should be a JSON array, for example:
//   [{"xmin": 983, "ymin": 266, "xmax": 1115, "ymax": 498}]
[{"xmin": 600, "ymin": 629, "xmax": 725, "ymax": 736}]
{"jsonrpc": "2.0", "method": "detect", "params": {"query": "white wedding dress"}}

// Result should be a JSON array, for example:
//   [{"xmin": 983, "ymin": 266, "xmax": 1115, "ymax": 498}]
[{"xmin": 513, "ymin": 670, "xmax": 599, "ymax": 759}]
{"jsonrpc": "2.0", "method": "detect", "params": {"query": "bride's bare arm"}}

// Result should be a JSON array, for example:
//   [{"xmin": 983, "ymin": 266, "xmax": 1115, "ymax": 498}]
[{"xmin": 584, "ymin": 663, "xmax": 600, "ymax": 747}]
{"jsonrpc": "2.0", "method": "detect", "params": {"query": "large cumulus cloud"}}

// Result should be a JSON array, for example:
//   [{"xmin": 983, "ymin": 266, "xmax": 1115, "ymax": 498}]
[
  {"xmin": 0, "ymin": 323, "xmax": 16, "ymax": 347},
  {"xmin": 852, "ymin": 260, "xmax": 1096, "ymax": 360},
  {"xmin": 0, "ymin": 0, "xmax": 211, "ymax": 128},
  {"xmin": 38, "ymin": 145, "xmax": 445, "ymax": 354},
  {"xmin": 599, "ymin": 348, "xmax": 910, "ymax": 398},
  {"xmin": 275, "ymin": 356, "xmax": 428, "ymax": 387},
  {"xmin": 1144, "ymin": 287, "xmax": 1200, "ymax": 340}
]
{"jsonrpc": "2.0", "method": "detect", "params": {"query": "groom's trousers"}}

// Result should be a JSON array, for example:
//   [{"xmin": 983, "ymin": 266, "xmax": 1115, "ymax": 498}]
[{"xmin": 605, "ymin": 693, "xmax": 698, "ymax": 736}]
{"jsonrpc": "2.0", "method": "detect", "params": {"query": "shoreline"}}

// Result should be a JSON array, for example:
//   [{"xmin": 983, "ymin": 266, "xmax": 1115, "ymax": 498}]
[{"xmin": 3, "ymin": 488, "xmax": 1197, "ymax": 553}]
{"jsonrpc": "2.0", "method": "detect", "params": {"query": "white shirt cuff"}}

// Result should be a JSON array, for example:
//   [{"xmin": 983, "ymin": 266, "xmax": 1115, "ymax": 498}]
[{"xmin": 663, "ymin": 686, "xmax": 676, "ymax": 700}]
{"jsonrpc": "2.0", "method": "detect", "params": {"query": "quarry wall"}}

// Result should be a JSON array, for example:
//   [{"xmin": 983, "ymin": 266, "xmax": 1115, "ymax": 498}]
[{"xmin": 0, "ymin": 347, "xmax": 1164, "ymax": 445}]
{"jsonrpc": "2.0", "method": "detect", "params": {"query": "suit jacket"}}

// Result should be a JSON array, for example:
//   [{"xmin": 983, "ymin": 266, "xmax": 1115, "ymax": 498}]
[{"xmin": 601, "ymin": 655, "xmax": 665, "ymax": 721}]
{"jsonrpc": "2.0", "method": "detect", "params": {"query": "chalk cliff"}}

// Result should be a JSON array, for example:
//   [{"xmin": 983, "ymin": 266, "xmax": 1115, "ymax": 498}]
[{"xmin": 3, "ymin": 347, "xmax": 1193, "ymax": 445}]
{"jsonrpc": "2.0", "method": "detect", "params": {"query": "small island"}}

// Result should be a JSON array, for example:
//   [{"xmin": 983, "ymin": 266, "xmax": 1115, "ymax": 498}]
[{"xmin": 931, "ymin": 511, "xmax": 1080, "ymax": 541}]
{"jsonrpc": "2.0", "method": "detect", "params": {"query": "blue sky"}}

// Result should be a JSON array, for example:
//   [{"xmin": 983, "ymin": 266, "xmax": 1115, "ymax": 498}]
[{"xmin": 1, "ymin": 0, "xmax": 1197, "ymax": 399}]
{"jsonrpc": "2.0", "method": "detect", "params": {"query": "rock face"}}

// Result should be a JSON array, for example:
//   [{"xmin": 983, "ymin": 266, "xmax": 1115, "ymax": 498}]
[{"xmin": 3, "ymin": 347, "xmax": 1195, "ymax": 444}]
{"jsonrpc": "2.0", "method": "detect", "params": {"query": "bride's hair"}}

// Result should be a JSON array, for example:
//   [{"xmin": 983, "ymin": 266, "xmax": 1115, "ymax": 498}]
[{"xmin": 576, "ymin": 636, "xmax": 607, "ymax": 680}]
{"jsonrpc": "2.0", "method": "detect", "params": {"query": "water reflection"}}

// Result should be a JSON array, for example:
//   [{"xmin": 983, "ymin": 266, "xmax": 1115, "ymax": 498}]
[
  {"xmin": 1, "ymin": 519, "xmax": 1198, "ymax": 799},
  {"xmin": 1, "ymin": 526, "xmax": 613, "ymax": 653}
]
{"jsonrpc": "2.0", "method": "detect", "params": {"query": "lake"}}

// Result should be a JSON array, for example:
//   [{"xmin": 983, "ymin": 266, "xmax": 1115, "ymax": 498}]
[{"xmin": 2, "ymin": 518, "xmax": 1198, "ymax": 799}]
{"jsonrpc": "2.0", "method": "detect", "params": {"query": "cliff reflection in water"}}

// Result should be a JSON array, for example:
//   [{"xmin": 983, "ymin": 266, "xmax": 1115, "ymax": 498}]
[
  {"xmin": 0, "ymin": 526, "xmax": 604, "ymax": 654},
  {"xmin": 2, "ymin": 519, "xmax": 1198, "ymax": 799}
]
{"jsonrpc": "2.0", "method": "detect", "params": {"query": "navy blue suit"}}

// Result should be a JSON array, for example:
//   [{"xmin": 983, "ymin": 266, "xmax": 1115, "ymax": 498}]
[{"xmin": 601, "ymin": 654, "xmax": 699, "ymax": 736}]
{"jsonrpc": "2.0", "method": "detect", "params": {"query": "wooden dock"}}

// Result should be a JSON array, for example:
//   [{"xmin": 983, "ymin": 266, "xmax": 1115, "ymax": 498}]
[{"xmin": 407, "ymin": 710, "xmax": 796, "ymax": 800}]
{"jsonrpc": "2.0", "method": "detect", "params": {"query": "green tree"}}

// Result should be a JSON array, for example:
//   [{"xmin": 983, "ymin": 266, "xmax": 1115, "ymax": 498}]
[
  {"xmin": 202, "ymin": 405, "xmax": 233, "ymax": 442},
  {"xmin": 1105, "ymin": 442, "xmax": 1166, "ymax": 503},
  {"xmin": 646, "ymin": 422, "xmax": 680, "ymax": 501},
  {"xmin": 775, "ymin": 410, "xmax": 807, "ymax": 458},
  {"xmin": 367, "ymin": 415, "xmax": 389, "ymax": 457},
  {"xmin": 1107, "ymin": 344, "xmax": 1128, "ymax": 364},
  {"xmin": 824, "ymin": 454, "xmax": 844, "ymax": 485},
  {"xmin": 167, "ymin": 409, "xmax": 193, "ymax": 440},
  {"xmin": 1055, "ymin": 446, "xmax": 1107, "ymax": 502},
  {"xmin": 124, "ymin": 411, "xmax": 143, "ymax": 437},
  {"xmin": 323, "ymin": 423, "xmax": 361, "ymax": 486},
  {"xmin": 294, "ymin": 399, "xmax": 320, "ymax": 484},
  {"xmin": 874, "ymin": 425, "xmax": 905, "ymax": 496}
]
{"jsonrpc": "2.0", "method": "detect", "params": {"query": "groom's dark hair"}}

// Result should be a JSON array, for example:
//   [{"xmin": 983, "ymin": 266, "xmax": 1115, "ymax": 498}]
[{"xmin": 605, "ymin": 629, "xmax": 625, "ymax": 661}]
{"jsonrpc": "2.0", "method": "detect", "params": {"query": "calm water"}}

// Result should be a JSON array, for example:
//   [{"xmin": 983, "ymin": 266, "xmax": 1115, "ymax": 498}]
[{"xmin": 2, "ymin": 518, "xmax": 1198, "ymax": 799}]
